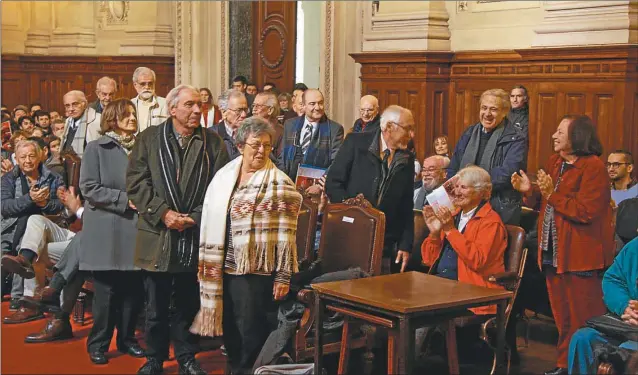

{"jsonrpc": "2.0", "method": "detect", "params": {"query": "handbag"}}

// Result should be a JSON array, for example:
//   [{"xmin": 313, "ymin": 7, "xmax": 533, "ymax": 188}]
[{"xmin": 586, "ymin": 313, "xmax": 638, "ymax": 342}]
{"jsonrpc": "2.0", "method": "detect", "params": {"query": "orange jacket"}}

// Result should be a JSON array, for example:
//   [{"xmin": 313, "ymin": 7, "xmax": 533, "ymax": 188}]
[{"xmin": 421, "ymin": 203, "xmax": 507, "ymax": 315}]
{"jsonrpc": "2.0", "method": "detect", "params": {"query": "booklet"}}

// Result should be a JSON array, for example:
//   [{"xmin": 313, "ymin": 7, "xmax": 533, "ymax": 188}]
[
  {"xmin": 295, "ymin": 164, "xmax": 327, "ymax": 191},
  {"xmin": 425, "ymin": 176, "xmax": 459, "ymax": 211}
]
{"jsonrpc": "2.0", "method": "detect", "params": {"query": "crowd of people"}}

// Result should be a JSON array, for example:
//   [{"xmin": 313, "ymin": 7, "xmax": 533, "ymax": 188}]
[{"xmin": 1, "ymin": 68, "xmax": 637, "ymax": 375}]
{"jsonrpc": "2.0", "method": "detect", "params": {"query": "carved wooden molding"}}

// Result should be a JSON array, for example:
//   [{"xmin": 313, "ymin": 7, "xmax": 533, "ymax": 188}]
[{"xmin": 259, "ymin": 24, "xmax": 287, "ymax": 70}]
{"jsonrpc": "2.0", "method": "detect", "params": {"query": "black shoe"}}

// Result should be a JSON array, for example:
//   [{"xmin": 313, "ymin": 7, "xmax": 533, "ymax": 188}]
[
  {"xmin": 544, "ymin": 367, "xmax": 567, "ymax": 375},
  {"xmin": 178, "ymin": 358, "xmax": 206, "ymax": 375},
  {"xmin": 89, "ymin": 351, "xmax": 108, "ymax": 365},
  {"xmin": 138, "ymin": 358, "xmax": 164, "ymax": 375},
  {"xmin": 118, "ymin": 343, "xmax": 145, "ymax": 358},
  {"xmin": 9, "ymin": 298, "xmax": 21, "ymax": 311}
]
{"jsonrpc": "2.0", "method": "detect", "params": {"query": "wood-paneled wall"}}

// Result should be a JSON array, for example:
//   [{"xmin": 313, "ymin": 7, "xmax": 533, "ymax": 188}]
[
  {"xmin": 1, "ymin": 55, "xmax": 175, "ymax": 115},
  {"xmin": 352, "ymin": 46, "xmax": 638, "ymax": 172}
]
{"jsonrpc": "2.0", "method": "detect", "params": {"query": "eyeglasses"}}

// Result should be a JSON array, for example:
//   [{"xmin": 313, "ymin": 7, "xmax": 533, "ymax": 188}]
[
  {"xmin": 228, "ymin": 107, "xmax": 249, "ymax": 115},
  {"xmin": 245, "ymin": 142, "xmax": 273, "ymax": 152},
  {"xmin": 422, "ymin": 167, "xmax": 443, "ymax": 174},
  {"xmin": 63, "ymin": 101, "xmax": 84, "ymax": 109},
  {"xmin": 252, "ymin": 103, "xmax": 271, "ymax": 110},
  {"xmin": 359, "ymin": 108, "xmax": 376, "ymax": 113},
  {"xmin": 389, "ymin": 121, "xmax": 415, "ymax": 133},
  {"xmin": 606, "ymin": 162, "xmax": 630, "ymax": 169},
  {"xmin": 135, "ymin": 81, "xmax": 155, "ymax": 88}
]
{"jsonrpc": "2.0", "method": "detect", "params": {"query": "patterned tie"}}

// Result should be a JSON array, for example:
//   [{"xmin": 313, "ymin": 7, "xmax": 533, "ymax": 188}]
[{"xmin": 301, "ymin": 123, "xmax": 313, "ymax": 155}]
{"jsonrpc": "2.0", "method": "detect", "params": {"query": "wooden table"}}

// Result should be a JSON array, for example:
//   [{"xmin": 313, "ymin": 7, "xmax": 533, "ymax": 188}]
[{"xmin": 311, "ymin": 272, "xmax": 513, "ymax": 374}]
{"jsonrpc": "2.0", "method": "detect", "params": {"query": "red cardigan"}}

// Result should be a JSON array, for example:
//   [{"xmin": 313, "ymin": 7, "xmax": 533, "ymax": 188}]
[{"xmin": 528, "ymin": 153, "xmax": 615, "ymax": 273}]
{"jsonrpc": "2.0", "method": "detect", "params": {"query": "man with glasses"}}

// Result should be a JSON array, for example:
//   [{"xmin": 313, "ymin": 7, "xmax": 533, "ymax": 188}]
[
  {"xmin": 251, "ymin": 91, "xmax": 284, "ymax": 158},
  {"xmin": 214, "ymin": 89, "xmax": 248, "ymax": 160},
  {"xmin": 414, "ymin": 155, "xmax": 450, "ymax": 210},
  {"xmin": 351, "ymin": 95, "xmax": 380, "ymax": 134},
  {"xmin": 89, "ymin": 76, "xmax": 117, "ymax": 114},
  {"xmin": 326, "ymin": 105, "xmax": 415, "ymax": 274},
  {"xmin": 608, "ymin": 150, "xmax": 638, "ymax": 205},
  {"xmin": 131, "ymin": 67, "xmax": 168, "ymax": 134},
  {"xmin": 60, "ymin": 90, "xmax": 101, "ymax": 157}
]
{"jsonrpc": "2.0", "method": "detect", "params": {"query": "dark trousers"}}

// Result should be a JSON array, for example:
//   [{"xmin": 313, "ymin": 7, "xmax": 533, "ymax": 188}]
[
  {"xmin": 223, "ymin": 274, "xmax": 274, "ymax": 374},
  {"xmin": 87, "ymin": 271, "xmax": 144, "ymax": 353},
  {"xmin": 144, "ymin": 271, "xmax": 200, "ymax": 363}
]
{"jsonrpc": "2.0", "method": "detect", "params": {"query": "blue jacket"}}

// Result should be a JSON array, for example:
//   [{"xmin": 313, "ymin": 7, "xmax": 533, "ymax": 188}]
[
  {"xmin": 447, "ymin": 119, "xmax": 528, "ymax": 225},
  {"xmin": 603, "ymin": 237, "xmax": 638, "ymax": 316}
]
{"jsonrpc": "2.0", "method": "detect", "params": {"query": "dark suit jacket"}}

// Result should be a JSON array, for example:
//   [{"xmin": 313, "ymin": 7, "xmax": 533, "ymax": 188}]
[
  {"xmin": 325, "ymin": 129, "xmax": 415, "ymax": 253},
  {"xmin": 88, "ymin": 100, "xmax": 103, "ymax": 114},
  {"xmin": 212, "ymin": 120, "xmax": 241, "ymax": 160},
  {"xmin": 350, "ymin": 114, "xmax": 380, "ymax": 134},
  {"xmin": 278, "ymin": 115, "xmax": 344, "ymax": 181}
]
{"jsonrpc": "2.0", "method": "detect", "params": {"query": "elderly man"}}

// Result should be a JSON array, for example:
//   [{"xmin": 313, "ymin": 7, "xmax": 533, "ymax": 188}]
[
  {"xmin": 89, "ymin": 76, "xmax": 118, "ymax": 114},
  {"xmin": 352, "ymin": 95, "xmax": 380, "ymax": 134},
  {"xmin": 252, "ymin": 91, "xmax": 284, "ymax": 158},
  {"xmin": 326, "ymin": 105, "xmax": 415, "ymax": 274},
  {"xmin": 127, "ymin": 84, "xmax": 230, "ymax": 375},
  {"xmin": 60, "ymin": 90, "xmax": 101, "ymax": 157},
  {"xmin": 214, "ymin": 89, "xmax": 248, "ymax": 160},
  {"xmin": 608, "ymin": 150, "xmax": 638, "ymax": 205},
  {"xmin": 509, "ymin": 85, "xmax": 529, "ymax": 135},
  {"xmin": 131, "ymin": 67, "xmax": 168, "ymax": 134},
  {"xmin": 279, "ymin": 89, "xmax": 344, "ymax": 183},
  {"xmin": 414, "ymin": 155, "xmax": 449, "ymax": 210},
  {"xmin": 447, "ymin": 88, "xmax": 527, "ymax": 225}
]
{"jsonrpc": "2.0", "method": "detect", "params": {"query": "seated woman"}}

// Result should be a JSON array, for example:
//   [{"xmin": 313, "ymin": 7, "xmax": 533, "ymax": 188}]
[{"xmin": 190, "ymin": 116, "xmax": 303, "ymax": 375}]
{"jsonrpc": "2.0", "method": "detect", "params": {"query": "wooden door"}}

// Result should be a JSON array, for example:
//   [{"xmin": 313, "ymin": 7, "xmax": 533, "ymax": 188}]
[{"xmin": 252, "ymin": 1, "xmax": 297, "ymax": 93}]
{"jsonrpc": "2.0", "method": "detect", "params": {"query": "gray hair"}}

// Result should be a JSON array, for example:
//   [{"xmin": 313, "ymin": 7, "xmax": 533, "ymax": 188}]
[
  {"xmin": 480, "ymin": 88, "xmax": 511, "ymax": 112},
  {"xmin": 15, "ymin": 139, "xmax": 43, "ymax": 160},
  {"xmin": 63, "ymin": 90, "xmax": 87, "ymax": 103},
  {"xmin": 256, "ymin": 91, "xmax": 280, "ymax": 118},
  {"xmin": 235, "ymin": 116, "xmax": 275, "ymax": 146},
  {"xmin": 96, "ymin": 76, "xmax": 117, "ymax": 91},
  {"xmin": 132, "ymin": 67, "xmax": 156, "ymax": 83},
  {"xmin": 380, "ymin": 105, "xmax": 405, "ymax": 131},
  {"xmin": 217, "ymin": 89, "xmax": 246, "ymax": 111},
  {"xmin": 456, "ymin": 165, "xmax": 492, "ymax": 198},
  {"xmin": 166, "ymin": 84, "xmax": 199, "ymax": 110},
  {"xmin": 424, "ymin": 155, "xmax": 450, "ymax": 169}
]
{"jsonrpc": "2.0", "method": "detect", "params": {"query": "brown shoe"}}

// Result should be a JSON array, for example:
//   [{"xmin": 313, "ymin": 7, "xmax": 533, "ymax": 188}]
[
  {"xmin": 24, "ymin": 317, "xmax": 73, "ymax": 343},
  {"xmin": 2, "ymin": 306, "xmax": 44, "ymax": 324},
  {"xmin": 1, "ymin": 254, "xmax": 35, "ymax": 279},
  {"xmin": 21, "ymin": 286, "xmax": 61, "ymax": 313}
]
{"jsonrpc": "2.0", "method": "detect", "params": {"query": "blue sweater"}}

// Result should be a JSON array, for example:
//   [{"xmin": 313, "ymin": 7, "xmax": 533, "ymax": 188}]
[{"xmin": 602, "ymin": 237, "xmax": 638, "ymax": 316}]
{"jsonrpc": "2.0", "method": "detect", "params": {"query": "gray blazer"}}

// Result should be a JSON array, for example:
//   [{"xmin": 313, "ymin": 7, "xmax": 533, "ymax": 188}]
[{"xmin": 79, "ymin": 136, "xmax": 138, "ymax": 271}]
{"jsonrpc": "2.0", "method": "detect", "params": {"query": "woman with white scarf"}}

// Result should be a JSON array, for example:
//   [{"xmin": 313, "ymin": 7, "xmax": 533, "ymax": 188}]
[{"xmin": 191, "ymin": 117, "xmax": 302, "ymax": 374}]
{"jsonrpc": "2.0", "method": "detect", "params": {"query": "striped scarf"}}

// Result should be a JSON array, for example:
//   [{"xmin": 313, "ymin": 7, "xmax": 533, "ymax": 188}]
[
  {"xmin": 540, "ymin": 162, "xmax": 566, "ymax": 267},
  {"xmin": 190, "ymin": 156, "xmax": 302, "ymax": 337}
]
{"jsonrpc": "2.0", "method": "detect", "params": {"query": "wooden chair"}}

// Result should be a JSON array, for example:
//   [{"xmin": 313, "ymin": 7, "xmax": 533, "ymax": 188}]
[
  {"xmin": 444, "ymin": 224, "xmax": 528, "ymax": 375},
  {"xmin": 296, "ymin": 198, "xmax": 318, "ymax": 264},
  {"xmin": 291, "ymin": 197, "xmax": 386, "ymax": 371},
  {"xmin": 408, "ymin": 209, "xmax": 429, "ymax": 273}
]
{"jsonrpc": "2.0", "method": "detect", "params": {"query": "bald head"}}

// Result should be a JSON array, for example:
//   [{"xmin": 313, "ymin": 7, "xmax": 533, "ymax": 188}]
[
  {"xmin": 359, "ymin": 95, "xmax": 379, "ymax": 122},
  {"xmin": 421, "ymin": 155, "xmax": 449, "ymax": 190},
  {"xmin": 303, "ymin": 89, "xmax": 325, "ymax": 122},
  {"xmin": 63, "ymin": 90, "xmax": 88, "ymax": 119}
]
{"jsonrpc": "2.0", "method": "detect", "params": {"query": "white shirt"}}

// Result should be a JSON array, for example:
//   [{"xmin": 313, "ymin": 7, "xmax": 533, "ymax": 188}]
[
  {"xmin": 224, "ymin": 122, "xmax": 236, "ymax": 138},
  {"xmin": 458, "ymin": 206, "xmax": 479, "ymax": 233},
  {"xmin": 300, "ymin": 117, "xmax": 318, "ymax": 144}
]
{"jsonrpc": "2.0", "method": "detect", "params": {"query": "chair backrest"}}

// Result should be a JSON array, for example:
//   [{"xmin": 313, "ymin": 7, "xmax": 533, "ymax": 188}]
[
  {"xmin": 296, "ymin": 198, "xmax": 318, "ymax": 263},
  {"xmin": 60, "ymin": 150, "xmax": 81, "ymax": 192},
  {"xmin": 318, "ymin": 200, "xmax": 385, "ymax": 276},
  {"xmin": 412, "ymin": 209, "xmax": 429, "ymax": 254},
  {"xmin": 519, "ymin": 206, "xmax": 539, "ymax": 234},
  {"xmin": 504, "ymin": 224, "xmax": 527, "ymax": 288}
]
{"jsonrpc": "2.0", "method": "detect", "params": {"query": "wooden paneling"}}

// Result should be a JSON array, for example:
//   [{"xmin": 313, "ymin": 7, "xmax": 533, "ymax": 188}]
[
  {"xmin": 352, "ymin": 46, "xmax": 637, "ymax": 172},
  {"xmin": 252, "ymin": 1, "xmax": 297, "ymax": 93},
  {"xmin": 1, "ymin": 55, "xmax": 174, "ymax": 114}
]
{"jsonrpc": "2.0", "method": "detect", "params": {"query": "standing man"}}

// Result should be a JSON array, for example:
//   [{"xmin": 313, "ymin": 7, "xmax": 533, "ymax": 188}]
[
  {"xmin": 213, "ymin": 89, "xmax": 248, "ymax": 160},
  {"xmin": 326, "ymin": 105, "xmax": 415, "ymax": 274},
  {"xmin": 351, "ymin": 95, "xmax": 380, "ymax": 134},
  {"xmin": 251, "ymin": 91, "xmax": 284, "ymax": 158},
  {"xmin": 127, "ymin": 85, "xmax": 230, "ymax": 375},
  {"xmin": 608, "ymin": 150, "xmax": 638, "ymax": 205},
  {"xmin": 131, "ymin": 67, "xmax": 168, "ymax": 134},
  {"xmin": 89, "ymin": 76, "xmax": 118, "ymax": 114},
  {"xmin": 447, "ymin": 88, "xmax": 527, "ymax": 225},
  {"xmin": 60, "ymin": 90, "xmax": 101, "ymax": 157},
  {"xmin": 509, "ymin": 85, "xmax": 529, "ymax": 136},
  {"xmin": 279, "ymin": 89, "xmax": 344, "ymax": 183}
]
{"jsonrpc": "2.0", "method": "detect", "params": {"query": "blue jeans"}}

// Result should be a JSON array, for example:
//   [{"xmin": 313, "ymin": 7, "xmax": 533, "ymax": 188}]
[{"xmin": 568, "ymin": 327, "xmax": 637, "ymax": 374}]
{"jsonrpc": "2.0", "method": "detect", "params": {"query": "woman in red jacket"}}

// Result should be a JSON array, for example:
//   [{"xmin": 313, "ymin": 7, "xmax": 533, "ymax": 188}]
[{"xmin": 512, "ymin": 115, "xmax": 615, "ymax": 375}]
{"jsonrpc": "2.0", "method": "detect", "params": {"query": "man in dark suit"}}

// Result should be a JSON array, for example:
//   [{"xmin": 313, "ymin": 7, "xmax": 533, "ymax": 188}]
[
  {"xmin": 212, "ymin": 89, "xmax": 248, "ymax": 160},
  {"xmin": 350, "ymin": 95, "xmax": 380, "ymax": 134},
  {"xmin": 127, "ymin": 85, "xmax": 230, "ymax": 375},
  {"xmin": 325, "ymin": 105, "xmax": 415, "ymax": 274},
  {"xmin": 279, "ymin": 89, "xmax": 344, "ymax": 186},
  {"xmin": 88, "ymin": 76, "xmax": 117, "ymax": 114}
]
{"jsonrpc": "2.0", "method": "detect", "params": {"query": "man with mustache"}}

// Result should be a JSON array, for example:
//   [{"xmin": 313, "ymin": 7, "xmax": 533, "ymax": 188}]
[
  {"xmin": 60, "ymin": 90, "xmax": 101, "ymax": 157},
  {"xmin": 447, "ymin": 88, "xmax": 528, "ymax": 225},
  {"xmin": 131, "ymin": 67, "xmax": 168, "ymax": 134},
  {"xmin": 89, "ymin": 76, "xmax": 118, "ymax": 114},
  {"xmin": 414, "ymin": 155, "xmax": 449, "ymax": 210}
]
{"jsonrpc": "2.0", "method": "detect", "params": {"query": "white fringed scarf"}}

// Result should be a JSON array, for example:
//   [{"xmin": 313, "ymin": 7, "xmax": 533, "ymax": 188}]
[{"xmin": 190, "ymin": 156, "xmax": 302, "ymax": 337}]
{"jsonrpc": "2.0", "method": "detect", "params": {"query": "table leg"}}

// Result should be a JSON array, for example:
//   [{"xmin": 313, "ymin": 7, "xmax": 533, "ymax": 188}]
[
  {"xmin": 314, "ymin": 294, "xmax": 325, "ymax": 375},
  {"xmin": 397, "ymin": 317, "xmax": 414, "ymax": 375},
  {"xmin": 387, "ymin": 330, "xmax": 398, "ymax": 374},
  {"xmin": 495, "ymin": 300, "xmax": 507, "ymax": 375}
]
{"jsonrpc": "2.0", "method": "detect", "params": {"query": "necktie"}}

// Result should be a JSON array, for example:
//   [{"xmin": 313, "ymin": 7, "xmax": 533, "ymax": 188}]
[
  {"xmin": 301, "ymin": 124, "xmax": 313, "ymax": 155},
  {"xmin": 382, "ymin": 149, "xmax": 391, "ymax": 176}
]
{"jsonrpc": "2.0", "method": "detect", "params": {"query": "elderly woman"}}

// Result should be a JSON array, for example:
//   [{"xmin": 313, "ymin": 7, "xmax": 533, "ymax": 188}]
[
  {"xmin": 511, "ymin": 115, "xmax": 614, "ymax": 375},
  {"xmin": 79, "ymin": 99, "xmax": 144, "ymax": 365},
  {"xmin": 191, "ymin": 116, "xmax": 302, "ymax": 374}
]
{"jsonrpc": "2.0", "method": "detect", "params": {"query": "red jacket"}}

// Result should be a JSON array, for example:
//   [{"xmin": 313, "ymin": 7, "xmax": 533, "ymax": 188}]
[
  {"xmin": 421, "ymin": 203, "xmax": 507, "ymax": 315},
  {"xmin": 529, "ymin": 154, "xmax": 615, "ymax": 273}
]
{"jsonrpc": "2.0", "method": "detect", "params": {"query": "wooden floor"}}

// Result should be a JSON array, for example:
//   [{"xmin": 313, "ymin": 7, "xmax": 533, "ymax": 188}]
[{"xmin": 1, "ymin": 300, "xmax": 558, "ymax": 374}]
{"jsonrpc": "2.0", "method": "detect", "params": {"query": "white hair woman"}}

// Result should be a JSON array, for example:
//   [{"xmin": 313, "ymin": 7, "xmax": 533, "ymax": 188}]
[{"xmin": 191, "ymin": 116, "xmax": 302, "ymax": 374}]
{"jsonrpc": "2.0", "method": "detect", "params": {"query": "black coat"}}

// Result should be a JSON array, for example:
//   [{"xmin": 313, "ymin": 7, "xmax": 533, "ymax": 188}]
[
  {"xmin": 212, "ymin": 120, "xmax": 241, "ymax": 161},
  {"xmin": 325, "ymin": 129, "xmax": 415, "ymax": 253}
]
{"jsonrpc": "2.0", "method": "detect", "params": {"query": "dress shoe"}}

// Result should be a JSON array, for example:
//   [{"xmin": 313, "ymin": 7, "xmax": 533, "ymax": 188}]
[
  {"xmin": 24, "ymin": 317, "xmax": 73, "ymax": 343},
  {"xmin": 178, "ymin": 358, "xmax": 206, "ymax": 375},
  {"xmin": 9, "ymin": 298, "xmax": 21, "ymax": 311},
  {"xmin": 3, "ymin": 306, "xmax": 44, "ymax": 324},
  {"xmin": 118, "ymin": 343, "xmax": 145, "ymax": 358},
  {"xmin": 20, "ymin": 286, "xmax": 61, "ymax": 313},
  {"xmin": 544, "ymin": 367, "xmax": 568, "ymax": 375},
  {"xmin": 89, "ymin": 351, "xmax": 108, "ymax": 365},
  {"xmin": 138, "ymin": 358, "xmax": 164, "ymax": 375},
  {"xmin": 1, "ymin": 254, "xmax": 35, "ymax": 279}
]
